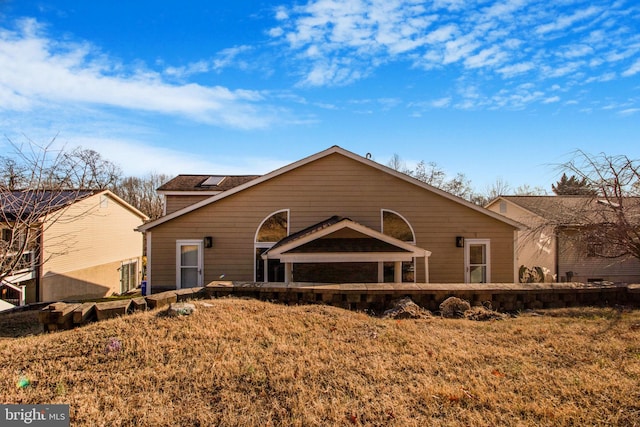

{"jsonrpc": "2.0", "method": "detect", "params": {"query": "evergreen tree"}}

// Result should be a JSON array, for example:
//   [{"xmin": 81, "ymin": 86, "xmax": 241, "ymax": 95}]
[{"xmin": 552, "ymin": 173, "xmax": 597, "ymax": 195}]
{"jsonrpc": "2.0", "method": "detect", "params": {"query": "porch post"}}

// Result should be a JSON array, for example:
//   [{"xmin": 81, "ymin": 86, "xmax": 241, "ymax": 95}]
[
  {"xmin": 377, "ymin": 262, "xmax": 384, "ymax": 282},
  {"xmin": 394, "ymin": 261, "xmax": 402, "ymax": 283},
  {"xmin": 263, "ymin": 261, "xmax": 268, "ymax": 283},
  {"xmin": 424, "ymin": 255, "xmax": 429, "ymax": 283},
  {"xmin": 285, "ymin": 263, "xmax": 292, "ymax": 284}
]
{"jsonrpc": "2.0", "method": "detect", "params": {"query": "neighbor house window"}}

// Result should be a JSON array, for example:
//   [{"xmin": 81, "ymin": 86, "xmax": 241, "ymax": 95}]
[
  {"xmin": 120, "ymin": 260, "xmax": 138, "ymax": 293},
  {"xmin": 587, "ymin": 242, "xmax": 603, "ymax": 257},
  {"xmin": 381, "ymin": 209, "xmax": 415, "ymax": 243},
  {"xmin": 255, "ymin": 210, "xmax": 289, "ymax": 282}
]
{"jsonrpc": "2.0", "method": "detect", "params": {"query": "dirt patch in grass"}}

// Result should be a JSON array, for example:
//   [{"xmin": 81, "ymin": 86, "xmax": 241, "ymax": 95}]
[
  {"xmin": 1, "ymin": 299, "xmax": 639, "ymax": 426},
  {"xmin": 0, "ymin": 310, "xmax": 42, "ymax": 339}
]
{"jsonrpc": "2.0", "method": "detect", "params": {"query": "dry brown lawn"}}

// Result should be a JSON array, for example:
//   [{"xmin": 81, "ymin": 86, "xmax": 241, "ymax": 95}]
[{"xmin": 1, "ymin": 298, "xmax": 639, "ymax": 426}]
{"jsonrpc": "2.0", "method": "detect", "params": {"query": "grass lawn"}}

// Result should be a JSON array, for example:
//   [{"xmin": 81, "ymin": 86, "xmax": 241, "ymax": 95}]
[{"xmin": 1, "ymin": 298, "xmax": 639, "ymax": 426}]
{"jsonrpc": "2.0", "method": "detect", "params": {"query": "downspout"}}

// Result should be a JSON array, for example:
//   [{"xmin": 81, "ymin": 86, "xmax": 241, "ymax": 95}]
[
  {"xmin": 554, "ymin": 227, "xmax": 560, "ymax": 282},
  {"xmin": 145, "ymin": 231, "xmax": 152, "ymax": 295}
]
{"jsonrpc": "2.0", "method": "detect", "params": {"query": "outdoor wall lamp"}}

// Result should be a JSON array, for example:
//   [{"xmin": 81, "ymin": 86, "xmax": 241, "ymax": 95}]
[
  {"xmin": 456, "ymin": 236, "xmax": 464, "ymax": 247},
  {"xmin": 204, "ymin": 236, "xmax": 213, "ymax": 248}
]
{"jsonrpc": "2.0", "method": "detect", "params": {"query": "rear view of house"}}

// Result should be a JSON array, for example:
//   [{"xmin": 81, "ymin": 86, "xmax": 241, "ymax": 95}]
[{"xmin": 140, "ymin": 146, "xmax": 521, "ymax": 293}]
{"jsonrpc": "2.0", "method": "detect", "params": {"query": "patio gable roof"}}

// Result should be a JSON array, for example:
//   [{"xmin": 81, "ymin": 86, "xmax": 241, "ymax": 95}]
[{"xmin": 262, "ymin": 216, "xmax": 431, "ymax": 263}]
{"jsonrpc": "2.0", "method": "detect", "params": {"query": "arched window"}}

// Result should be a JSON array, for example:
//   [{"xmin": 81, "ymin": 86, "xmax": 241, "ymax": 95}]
[
  {"xmin": 255, "ymin": 210, "xmax": 289, "ymax": 282},
  {"xmin": 255, "ymin": 210, "xmax": 288, "ymax": 243},
  {"xmin": 381, "ymin": 209, "xmax": 416, "ymax": 283},
  {"xmin": 381, "ymin": 209, "xmax": 415, "ymax": 243}
]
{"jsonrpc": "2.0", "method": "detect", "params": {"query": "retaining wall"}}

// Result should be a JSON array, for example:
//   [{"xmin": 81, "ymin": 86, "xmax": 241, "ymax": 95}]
[{"xmin": 39, "ymin": 282, "xmax": 640, "ymax": 331}]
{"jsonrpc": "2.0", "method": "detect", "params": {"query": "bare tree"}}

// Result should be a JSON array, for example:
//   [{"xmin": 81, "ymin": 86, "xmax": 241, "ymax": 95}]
[
  {"xmin": 115, "ymin": 172, "xmax": 170, "ymax": 220},
  {"xmin": 387, "ymin": 154, "xmax": 482, "ymax": 203},
  {"xmin": 0, "ymin": 136, "xmax": 121, "ymax": 284},
  {"xmin": 557, "ymin": 150, "xmax": 640, "ymax": 262}
]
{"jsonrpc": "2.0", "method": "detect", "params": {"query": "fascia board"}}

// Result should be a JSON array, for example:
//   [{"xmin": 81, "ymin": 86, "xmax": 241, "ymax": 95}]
[{"xmin": 277, "ymin": 252, "xmax": 417, "ymax": 263}]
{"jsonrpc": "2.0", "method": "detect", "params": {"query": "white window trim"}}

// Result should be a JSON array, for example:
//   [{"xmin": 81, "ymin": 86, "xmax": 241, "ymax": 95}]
[
  {"xmin": 120, "ymin": 259, "xmax": 139, "ymax": 294},
  {"xmin": 253, "ymin": 209, "xmax": 289, "ymax": 282},
  {"xmin": 380, "ymin": 209, "xmax": 416, "ymax": 244},
  {"xmin": 464, "ymin": 238, "xmax": 491, "ymax": 283},
  {"xmin": 176, "ymin": 239, "xmax": 204, "ymax": 289}
]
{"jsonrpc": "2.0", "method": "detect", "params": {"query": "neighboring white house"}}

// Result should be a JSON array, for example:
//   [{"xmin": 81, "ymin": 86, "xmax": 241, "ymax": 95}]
[{"xmin": 1, "ymin": 190, "xmax": 148, "ymax": 304}]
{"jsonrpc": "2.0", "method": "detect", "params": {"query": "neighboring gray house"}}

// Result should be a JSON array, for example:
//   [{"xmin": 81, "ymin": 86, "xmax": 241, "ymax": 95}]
[{"xmin": 486, "ymin": 196, "xmax": 640, "ymax": 284}]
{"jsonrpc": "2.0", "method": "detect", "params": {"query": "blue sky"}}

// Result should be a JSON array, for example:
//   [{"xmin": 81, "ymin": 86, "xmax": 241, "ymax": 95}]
[{"xmin": 1, "ymin": 0, "xmax": 639, "ymax": 193}]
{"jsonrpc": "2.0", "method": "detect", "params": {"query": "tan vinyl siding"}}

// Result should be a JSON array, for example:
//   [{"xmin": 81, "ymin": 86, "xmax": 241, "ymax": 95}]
[
  {"xmin": 42, "ymin": 193, "xmax": 143, "ymax": 275},
  {"xmin": 150, "ymin": 153, "xmax": 516, "ymax": 288},
  {"xmin": 41, "ymin": 259, "xmax": 140, "ymax": 301},
  {"xmin": 165, "ymin": 195, "xmax": 212, "ymax": 214},
  {"xmin": 487, "ymin": 200, "xmax": 557, "ymax": 281},
  {"xmin": 40, "ymin": 193, "xmax": 145, "ymax": 300}
]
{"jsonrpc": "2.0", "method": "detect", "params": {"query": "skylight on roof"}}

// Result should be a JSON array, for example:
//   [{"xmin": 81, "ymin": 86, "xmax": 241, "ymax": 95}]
[{"xmin": 201, "ymin": 176, "xmax": 226, "ymax": 186}]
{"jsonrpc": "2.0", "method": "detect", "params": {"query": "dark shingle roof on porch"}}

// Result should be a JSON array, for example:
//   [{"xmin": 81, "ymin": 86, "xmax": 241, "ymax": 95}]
[{"xmin": 286, "ymin": 238, "xmax": 410, "ymax": 254}]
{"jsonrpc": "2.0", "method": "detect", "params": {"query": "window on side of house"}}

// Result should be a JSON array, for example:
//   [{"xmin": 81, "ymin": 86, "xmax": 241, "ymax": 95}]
[
  {"xmin": 255, "ymin": 210, "xmax": 289, "ymax": 282},
  {"xmin": 381, "ymin": 209, "xmax": 415, "ymax": 243},
  {"xmin": 120, "ymin": 260, "xmax": 138, "ymax": 293}
]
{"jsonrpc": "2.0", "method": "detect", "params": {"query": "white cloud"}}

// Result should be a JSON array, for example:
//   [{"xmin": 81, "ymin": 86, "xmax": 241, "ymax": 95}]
[
  {"xmin": 542, "ymin": 96, "xmax": 560, "ymax": 104},
  {"xmin": 431, "ymin": 97, "xmax": 451, "ymax": 108},
  {"xmin": 622, "ymin": 59, "xmax": 640, "ymax": 76},
  {"xmin": 0, "ymin": 19, "xmax": 274, "ymax": 129},
  {"xmin": 497, "ymin": 62, "xmax": 534, "ymax": 77},
  {"xmin": 443, "ymin": 34, "xmax": 480, "ymax": 64},
  {"xmin": 269, "ymin": 0, "xmax": 638, "ymax": 101},
  {"xmin": 618, "ymin": 108, "xmax": 640, "ymax": 116},
  {"xmin": 464, "ymin": 46, "xmax": 506, "ymax": 69},
  {"xmin": 559, "ymin": 44, "xmax": 594, "ymax": 59},
  {"xmin": 536, "ymin": 6, "xmax": 602, "ymax": 35}
]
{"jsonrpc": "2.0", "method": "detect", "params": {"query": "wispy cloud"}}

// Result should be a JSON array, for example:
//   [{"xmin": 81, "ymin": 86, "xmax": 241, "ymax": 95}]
[
  {"xmin": 163, "ymin": 46, "xmax": 254, "ymax": 78},
  {"xmin": 268, "ymin": 0, "xmax": 639, "ymax": 113},
  {"xmin": 623, "ymin": 58, "xmax": 640, "ymax": 77},
  {"xmin": 0, "ymin": 19, "xmax": 280, "ymax": 129},
  {"xmin": 535, "ymin": 6, "xmax": 602, "ymax": 35}
]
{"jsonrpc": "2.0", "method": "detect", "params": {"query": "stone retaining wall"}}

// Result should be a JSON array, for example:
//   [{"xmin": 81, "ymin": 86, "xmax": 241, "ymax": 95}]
[{"xmin": 39, "ymin": 282, "xmax": 640, "ymax": 331}]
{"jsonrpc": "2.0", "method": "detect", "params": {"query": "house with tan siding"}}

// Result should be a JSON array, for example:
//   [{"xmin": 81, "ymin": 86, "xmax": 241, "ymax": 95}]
[
  {"xmin": 2, "ymin": 190, "xmax": 148, "ymax": 304},
  {"xmin": 486, "ymin": 196, "xmax": 640, "ymax": 284},
  {"xmin": 139, "ymin": 146, "xmax": 521, "ymax": 293}
]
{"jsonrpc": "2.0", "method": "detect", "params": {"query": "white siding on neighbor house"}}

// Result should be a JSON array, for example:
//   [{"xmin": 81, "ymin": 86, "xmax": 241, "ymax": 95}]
[
  {"xmin": 557, "ymin": 229, "xmax": 640, "ymax": 284},
  {"xmin": 42, "ymin": 193, "xmax": 144, "ymax": 277},
  {"xmin": 487, "ymin": 200, "xmax": 556, "ymax": 281}
]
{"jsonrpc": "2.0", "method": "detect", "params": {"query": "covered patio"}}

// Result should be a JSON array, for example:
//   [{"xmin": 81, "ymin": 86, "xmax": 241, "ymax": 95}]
[{"xmin": 261, "ymin": 216, "xmax": 431, "ymax": 284}]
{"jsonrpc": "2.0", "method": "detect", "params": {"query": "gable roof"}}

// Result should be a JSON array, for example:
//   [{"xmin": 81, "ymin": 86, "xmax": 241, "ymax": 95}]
[
  {"xmin": 138, "ymin": 146, "xmax": 522, "ymax": 232},
  {"xmin": 488, "ymin": 195, "xmax": 640, "ymax": 226},
  {"xmin": 1, "ymin": 190, "xmax": 95, "ymax": 221},
  {"xmin": 1, "ymin": 189, "xmax": 149, "ymax": 222},
  {"xmin": 262, "ymin": 216, "xmax": 430, "ymax": 262}
]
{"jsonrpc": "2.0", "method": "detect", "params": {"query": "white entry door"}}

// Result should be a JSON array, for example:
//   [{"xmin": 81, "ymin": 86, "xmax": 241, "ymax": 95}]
[
  {"xmin": 176, "ymin": 240, "xmax": 203, "ymax": 288},
  {"xmin": 465, "ymin": 239, "xmax": 490, "ymax": 283}
]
